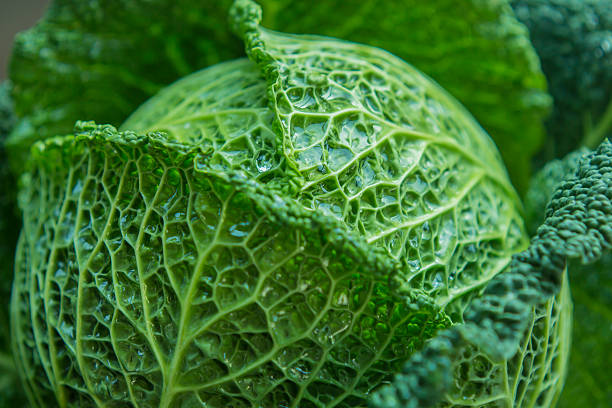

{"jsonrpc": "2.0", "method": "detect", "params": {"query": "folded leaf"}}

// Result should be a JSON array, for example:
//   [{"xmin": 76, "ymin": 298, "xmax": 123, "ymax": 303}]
[
  {"xmin": 524, "ymin": 145, "xmax": 612, "ymax": 408},
  {"xmin": 373, "ymin": 139, "xmax": 612, "ymax": 408},
  {"xmin": 12, "ymin": 123, "xmax": 450, "ymax": 407}
]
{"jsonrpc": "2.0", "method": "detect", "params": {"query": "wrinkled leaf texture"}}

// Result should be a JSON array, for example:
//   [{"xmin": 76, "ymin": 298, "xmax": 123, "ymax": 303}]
[
  {"xmin": 372, "ymin": 139, "xmax": 612, "ymax": 408},
  {"xmin": 524, "ymin": 147, "xmax": 612, "ymax": 408}
]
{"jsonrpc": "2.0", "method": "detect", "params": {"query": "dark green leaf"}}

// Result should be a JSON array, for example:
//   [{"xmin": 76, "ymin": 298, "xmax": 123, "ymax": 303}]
[
  {"xmin": 513, "ymin": 0, "xmax": 612, "ymax": 162},
  {"xmin": 0, "ymin": 81, "xmax": 27, "ymax": 408},
  {"xmin": 524, "ymin": 144, "xmax": 612, "ymax": 408}
]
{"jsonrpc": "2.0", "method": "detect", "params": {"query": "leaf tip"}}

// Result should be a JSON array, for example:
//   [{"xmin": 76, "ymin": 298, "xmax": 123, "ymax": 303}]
[{"xmin": 229, "ymin": 0, "xmax": 263, "ymax": 39}]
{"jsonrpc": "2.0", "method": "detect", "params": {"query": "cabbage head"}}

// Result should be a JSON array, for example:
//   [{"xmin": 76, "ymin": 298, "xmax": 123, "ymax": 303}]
[{"xmin": 10, "ymin": 1, "xmax": 570, "ymax": 407}]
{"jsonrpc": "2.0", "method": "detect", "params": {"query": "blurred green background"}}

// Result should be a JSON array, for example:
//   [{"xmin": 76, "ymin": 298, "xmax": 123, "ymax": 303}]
[{"xmin": 0, "ymin": 0, "xmax": 49, "ymax": 80}]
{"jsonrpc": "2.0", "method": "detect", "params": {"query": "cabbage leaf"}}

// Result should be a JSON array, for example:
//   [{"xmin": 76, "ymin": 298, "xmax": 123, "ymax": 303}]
[
  {"xmin": 0, "ymin": 81, "xmax": 26, "ymax": 408},
  {"xmin": 373, "ymin": 139, "xmax": 612, "ymax": 408},
  {"xmin": 10, "ymin": 1, "xmax": 533, "ymax": 406}
]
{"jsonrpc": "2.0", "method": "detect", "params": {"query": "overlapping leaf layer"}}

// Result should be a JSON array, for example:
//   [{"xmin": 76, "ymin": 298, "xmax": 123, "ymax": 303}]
[
  {"xmin": 373, "ymin": 139, "xmax": 612, "ymax": 408},
  {"xmin": 13, "ymin": 124, "xmax": 453, "ymax": 407}
]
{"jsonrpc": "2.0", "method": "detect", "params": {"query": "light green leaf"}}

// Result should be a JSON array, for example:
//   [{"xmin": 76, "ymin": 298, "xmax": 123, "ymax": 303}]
[
  {"xmin": 373, "ymin": 139, "xmax": 612, "ymax": 408},
  {"xmin": 258, "ymin": 0, "xmax": 551, "ymax": 192},
  {"xmin": 12, "ymin": 123, "xmax": 449, "ymax": 407}
]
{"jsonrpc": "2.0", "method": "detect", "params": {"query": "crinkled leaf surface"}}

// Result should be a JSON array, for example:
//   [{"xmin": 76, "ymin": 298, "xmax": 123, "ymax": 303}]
[
  {"xmin": 513, "ymin": 2, "xmax": 612, "ymax": 400},
  {"xmin": 11, "ymin": 1, "xmax": 531, "ymax": 407},
  {"xmin": 524, "ymin": 146, "xmax": 612, "ymax": 408},
  {"xmin": 524, "ymin": 147, "xmax": 589, "ymax": 236},
  {"xmin": 13, "ymin": 124, "xmax": 450, "ymax": 408},
  {"xmin": 513, "ymin": 0, "xmax": 612, "ymax": 162},
  {"xmin": 260, "ymin": 0, "xmax": 551, "ymax": 192},
  {"xmin": 8, "ymin": 0, "xmax": 549, "ymax": 193},
  {"xmin": 371, "ymin": 273, "xmax": 571, "ymax": 408},
  {"xmin": 370, "ymin": 270, "xmax": 571, "ymax": 408},
  {"xmin": 372, "ymin": 139, "xmax": 612, "ymax": 408},
  {"xmin": 126, "ymin": 1, "xmax": 528, "ymax": 321}
]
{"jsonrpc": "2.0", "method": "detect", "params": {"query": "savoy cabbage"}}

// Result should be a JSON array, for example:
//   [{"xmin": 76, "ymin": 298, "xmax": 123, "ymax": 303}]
[{"xmin": 1, "ymin": 0, "xmax": 611, "ymax": 407}]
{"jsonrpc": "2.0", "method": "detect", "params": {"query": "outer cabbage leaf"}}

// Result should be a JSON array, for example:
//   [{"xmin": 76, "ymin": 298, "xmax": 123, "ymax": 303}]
[
  {"xmin": 12, "ymin": 123, "xmax": 451, "ymax": 408},
  {"xmin": 372, "ymin": 139, "xmax": 612, "ymax": 408},
  {"xmin": 524, "ymin": 147, "xmax": 589, "ymax": 235},
  {"xmin": 11, "ymin": 1, "xmax": 531, "ymax": 406},
  {"xmin": 8, "ymin": 0, "xmax": 549, "ymax": 193},
  {"xmin": 512, "ymin": 0, "xmax": 612, "ymax": 161},
  {"xmin": 0, "ymin": 81, "xmax": 27, "ymax": 408},
  {"xmin": 524, "ymin": 146, "xmax": 612, "ymax": 408}
]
